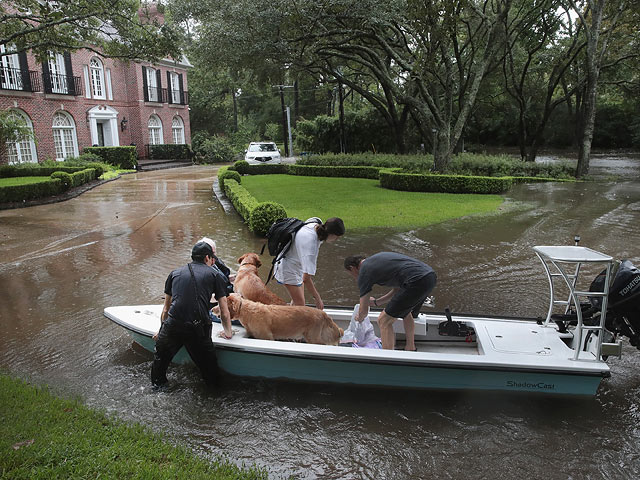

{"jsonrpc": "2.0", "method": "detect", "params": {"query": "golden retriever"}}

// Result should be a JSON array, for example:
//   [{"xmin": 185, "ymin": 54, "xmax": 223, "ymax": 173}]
[
  {"xmin": 226, "ymin": 293, "xmax": 344, "ymax": 345},
  {"xmin": 234, "ymin": 252, "xmax": 287, "ymax": 305}
]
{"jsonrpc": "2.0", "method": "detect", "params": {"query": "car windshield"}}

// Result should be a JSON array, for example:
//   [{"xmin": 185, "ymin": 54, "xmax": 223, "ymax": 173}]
[{"xmin": 248, "ymin": 144, "xmax": 277, "ymax": 152}]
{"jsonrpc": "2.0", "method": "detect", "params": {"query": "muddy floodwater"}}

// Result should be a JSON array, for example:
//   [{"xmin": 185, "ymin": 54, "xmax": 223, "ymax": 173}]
[{"xmin": 1, "ymin": 155, "xmax": 640, "ymax": 479}]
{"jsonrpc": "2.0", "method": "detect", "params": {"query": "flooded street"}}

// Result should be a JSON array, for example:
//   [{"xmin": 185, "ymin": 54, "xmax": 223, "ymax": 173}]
[{"xmin": 1, "ymin": 157, "xmax": 640, "ymax": 479}]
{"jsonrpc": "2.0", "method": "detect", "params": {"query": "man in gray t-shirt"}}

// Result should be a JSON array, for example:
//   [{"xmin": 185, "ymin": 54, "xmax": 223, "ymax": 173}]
[{"xmin": 344, "ymin": 252, "xmax": 436, "ymax": 351}]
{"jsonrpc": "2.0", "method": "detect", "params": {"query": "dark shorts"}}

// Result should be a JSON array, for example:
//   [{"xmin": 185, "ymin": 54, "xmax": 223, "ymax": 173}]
[{"xmin": 385, "ymin": 272, "xmax": 437, "ymax": 319}]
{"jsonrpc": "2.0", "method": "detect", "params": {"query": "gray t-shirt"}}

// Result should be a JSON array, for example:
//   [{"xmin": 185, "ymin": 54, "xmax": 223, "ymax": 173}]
[{"xmin": 357, "ymin": 252, "xmax": 434, "ymax": 297}]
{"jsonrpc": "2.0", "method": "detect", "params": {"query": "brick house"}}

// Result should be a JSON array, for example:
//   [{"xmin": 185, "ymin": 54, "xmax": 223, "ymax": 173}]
[{"xmin": 0, "ymin": 21, "xmax": 191, "ymax": 164}]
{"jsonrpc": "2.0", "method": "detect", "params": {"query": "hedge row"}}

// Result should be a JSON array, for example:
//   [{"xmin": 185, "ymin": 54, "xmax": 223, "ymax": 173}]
[
  {"xmin": 0, "ymin": 178, "xmax": 64, "ymax": 203},
  {"xmin": 84, "ymin": 146, "xmax": 137, "ymax": 169},
  {"xmin": 379, "ymin": 170, "xmax": 513, "ymax": 194},
  {"xmin": 221, "ymin": 178, "xmax": 287, "ymax": 237},
  {"xmin": 299, "ymin": 152, "xmax": 575, "ymax": 179},
  {"xmin": 287, "ymin": 164, "xmax": 381, "ymax": 179},
  {"xmin": 0, "ymin": 168, "xmax": 96, "ymax": 203},
  {"xmin": 0, "ymin": 165, "xmax": 87, "ymax": 178},
  {"xmin": 148, "ymin": 144, "xmax": 193, "ymax": 160},
  {"xmin": 231, "ymin": 161, "xmax": 289, "ymax": 175},
  {"xmin": 231, "ymin": 161, "xmax": 514, "ymax": 194}
]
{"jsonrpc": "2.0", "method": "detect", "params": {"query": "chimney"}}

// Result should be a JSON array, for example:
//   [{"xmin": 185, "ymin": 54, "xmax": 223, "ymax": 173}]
[{"xmin": 139, "ymin": 1, "xmax": 165, "ymax": 25}]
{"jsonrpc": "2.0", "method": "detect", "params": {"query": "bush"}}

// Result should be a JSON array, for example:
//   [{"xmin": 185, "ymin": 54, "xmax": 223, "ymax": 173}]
[
  {"xmin": 233, "ymin": 160, "xmax": 250, "ymax": 174},
  {"xmin": 380, "ymin": 170, "xmax": 513, "ymax": 194},
  {"xmin": 0, "ymin": 165, "xmax": 86, "ymax": 178},
  {"xmin": 50, "ymin": 171, "xmax": 73, "ymax": 190},
  {"xmin": 223, "ymin": 179, "xmax": 259, "ymax": 222},
  {"xmin": 249, "ymin": 202, "xmax": 288, "ymax": 237},
  {"xmin": 241, "ymin": 164, "xmax": 289, "ymax": 175},
  {"xmin": 193, "ymin": 135, "xmax": 235, "ymax": 164},
  {"xmin": 218, "ymin": 168, "xmax": 241, "ymax": 190},
  {"xmin": 288, "ymin": 164, "xmax": 380, "ymax": 179},
  {"xmin": 298, "ymin": 153, "xmax": 432, "ymax": 169},
  {"xmin": 148, "ymin": 144, "xmax": 193, "ymax": 160},
  {"xmin": 0, "ymin": 178, "xmax": 65, "ymax": 203},
  {"xmin": 84, "ymin": 146, "xmax": 138, "ymax": 169}
]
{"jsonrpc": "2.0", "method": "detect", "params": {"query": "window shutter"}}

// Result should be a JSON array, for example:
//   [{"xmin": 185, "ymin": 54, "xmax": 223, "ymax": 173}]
[
  {"xmin": 63, "ymin": 52, "xmax": 75, "ymax": 94},
  {"xmin": 155, "ymin": 68, "xmax": 162, "ymax": 102},
  {"xmin": 166, "ymin": 71, "xmax": 172, "ymax": 103},
  {"xmin": 42, "ymin": 59, "xmax": 52, "ymax": 93},
  {"xmin": 18, "ymin": 51, "xmax": 32, "ymax": 92},
  {"xmin": 142, "ymin": 66, "xmax": 148, "ymax": 101},
  {"xmin": 178, "ymin": 73, "xmax": 184, "ymax": 104}
]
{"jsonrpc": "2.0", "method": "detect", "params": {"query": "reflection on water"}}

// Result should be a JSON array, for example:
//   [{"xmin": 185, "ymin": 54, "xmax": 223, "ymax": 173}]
[{"xmin": 1, "ymin": 158, "xmax": 639, "ymax": 479}]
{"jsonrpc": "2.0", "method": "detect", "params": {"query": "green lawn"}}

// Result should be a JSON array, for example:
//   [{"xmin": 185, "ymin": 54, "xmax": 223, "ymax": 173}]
[
  {"xmin": 0, "ymin": 176, "xmax": 51, "ymax": 187},
  {"xmin": 241, "ymin": 174, "xmax": 504, "ymax": 229},
  {"xmin": 0, "ymin": 374, "xmax": 267, "ymax": 479}
]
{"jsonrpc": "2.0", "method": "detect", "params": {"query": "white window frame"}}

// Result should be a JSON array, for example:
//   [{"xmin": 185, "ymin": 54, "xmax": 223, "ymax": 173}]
[
  {"xmin": 146, "ymin": 67, "xmax": 158, "ymax": 102},
  {"xmin": 5, "ymin": 109, "xmax": 37, "ymax": 164},
  {"xmin": 172, "ymin": 116, "xmax": 185, "ymax": 144},
  {"xmin": 48, "ymin": 52, "xmax": 68, "ymax": 94},
  {"xmin": 169, "ymin": 72, "xmax": 180, "ymax": 104},
  {"xmin": 0, "ymin": 44, "xmax": 22, "ymax": 90},
  {"xmin": 148, "ymin": 115, "xmax": 163, "ymax": 145},
  {"xmin": 89, "ymin": 57, "xmax": 105, "ymax": 99},
  {"xmin": 52, "ymin": 111, "xmax": 79, "ymax": 161}
]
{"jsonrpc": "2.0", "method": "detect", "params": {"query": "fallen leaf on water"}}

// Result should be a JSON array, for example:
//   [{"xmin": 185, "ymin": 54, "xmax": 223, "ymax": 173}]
[{"xmin": 13, "ymin": 439, "xmax": 34, "ymax": 450}]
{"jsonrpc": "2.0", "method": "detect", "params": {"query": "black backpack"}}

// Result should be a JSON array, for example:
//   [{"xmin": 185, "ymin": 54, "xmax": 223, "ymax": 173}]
[{"xmin": 260, "ymin": 217, "xmax": 321, "ymax": 284}]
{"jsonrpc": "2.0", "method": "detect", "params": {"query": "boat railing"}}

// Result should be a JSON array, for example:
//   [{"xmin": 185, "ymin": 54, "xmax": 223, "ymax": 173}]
[{"xmin": 533, "ymin": 245, "xmax": 614, "ymax": 361}]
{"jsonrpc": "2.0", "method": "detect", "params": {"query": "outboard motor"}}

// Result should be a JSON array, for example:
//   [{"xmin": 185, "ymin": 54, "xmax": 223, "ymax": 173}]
[{"xmin": 590, "ymin": 260, "xmax": 640, "ymax": 348}]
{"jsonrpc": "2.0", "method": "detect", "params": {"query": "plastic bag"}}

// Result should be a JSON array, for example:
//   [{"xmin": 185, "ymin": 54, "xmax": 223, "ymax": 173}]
[{"xmin": 340, "ymin": 304, "xmax": 381, "ymax": 348}]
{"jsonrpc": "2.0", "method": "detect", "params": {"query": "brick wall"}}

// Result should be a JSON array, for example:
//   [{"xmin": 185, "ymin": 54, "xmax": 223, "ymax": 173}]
[{"xmin": 1, "ymin": 48, "xmax": 191, "ymax": 164}]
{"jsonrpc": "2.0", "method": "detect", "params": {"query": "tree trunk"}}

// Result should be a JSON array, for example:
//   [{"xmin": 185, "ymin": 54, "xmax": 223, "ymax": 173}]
[
  {"xmin": 433, "ymin": 128, "xmax": 451, "ymax": 172},
  {"xmin": 575, "ymin": 0, "xmax": 606, "ymax": 178}
]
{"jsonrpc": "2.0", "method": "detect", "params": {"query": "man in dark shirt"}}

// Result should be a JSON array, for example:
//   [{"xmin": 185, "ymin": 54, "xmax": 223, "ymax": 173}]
[
  {"xmin": 151, "ymin": 241, "xmax": 233, "ymax": 388},
  {"xmin": 344, "ymin": 252, "xmax": 437, "ymax": 351}
]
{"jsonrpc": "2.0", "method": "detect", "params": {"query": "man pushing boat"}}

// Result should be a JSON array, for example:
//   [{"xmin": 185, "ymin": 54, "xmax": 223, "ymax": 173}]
[{"xmin": 344, "ymin": 252, "xmax": 437, "ymax": 351}]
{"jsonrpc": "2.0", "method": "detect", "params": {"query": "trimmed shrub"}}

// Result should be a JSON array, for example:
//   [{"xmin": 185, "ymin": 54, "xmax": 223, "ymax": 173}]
[
  {"xmin": 242, "ymin": 164, "xmax": 289, "ymax": 175},
  {"xmin": 288, "ymin": 164, "xmax": 380, "ymax": 179},
  {"xmin": 84, "ymin": 146, "xmax": 138, "ymax": 169},
  {"xmin": 249, "ymin": 202, "xmax": 288, "ymax": 237},
  {"xmin": 70, "ymin": 168, "xmax": 96, "ymax": 187},
  {"xmin": 218, "ymin": 168, "xmax": 241, "ymax": 190},
  {"xmin": 148, "ymin": 144, "xmax": 193, "ymax": 160},
  {"xmin": 223, "ymin": 179, "xmax": 259, "ymax": 221},
  {"xmin": 380, "ymin": 170, "xmax": 513, "ymax": 194},
  {"xmin": 0, "ymin": 178, "xmax": 65, "ymax": 203},
  {"xmin": 51, "ymin": 171, "xmax": 73, "ymax": 190},
  {"xmin": 233, "ymin": 160, "xmax": 250, "ymax": 174},
  {"xmin": 0, "ymin": 165, "xmax": 86, "ymax": 178}
]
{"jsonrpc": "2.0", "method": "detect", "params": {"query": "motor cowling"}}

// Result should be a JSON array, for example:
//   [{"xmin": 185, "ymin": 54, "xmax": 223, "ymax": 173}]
[{"xmin": 590, "ymin": 260, "xmax": 640, "ymax": 346}]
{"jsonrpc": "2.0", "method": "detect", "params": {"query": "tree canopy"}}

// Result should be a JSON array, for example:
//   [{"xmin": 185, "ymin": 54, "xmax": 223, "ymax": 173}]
[{"xmin": 1, "ymin": 0, "xmax": 182, "ymax": 62}]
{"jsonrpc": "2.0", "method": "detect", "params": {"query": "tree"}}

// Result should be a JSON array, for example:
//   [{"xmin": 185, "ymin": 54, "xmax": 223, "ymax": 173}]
[
  {"xmin": 1, "ymin": 0, "xmax": 182, "ymax": 62},
  {"xmin": 568, "ymin": 0, "xmax": 627, "ymax": 177}
]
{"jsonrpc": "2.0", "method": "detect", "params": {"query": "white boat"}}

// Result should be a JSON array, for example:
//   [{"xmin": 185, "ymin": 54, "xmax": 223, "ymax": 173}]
[{"xmin": 104, "ymin": 245, "xmax": 640, "ymax": 396}]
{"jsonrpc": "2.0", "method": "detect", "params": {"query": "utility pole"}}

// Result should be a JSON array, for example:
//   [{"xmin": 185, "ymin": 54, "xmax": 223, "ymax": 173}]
[
  {"xmin": 338, "ymin": 81, "xmax": 345, "ymax": 153},
  {"xmin": 274, "ymin": 84, "xmax": 294, "ymax": 157}
]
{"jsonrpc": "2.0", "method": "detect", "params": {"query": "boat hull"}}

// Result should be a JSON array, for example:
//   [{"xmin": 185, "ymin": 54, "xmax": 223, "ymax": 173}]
[{"xmin": 215, "ymin": 347, "xmax": 602, "ymax": 395}]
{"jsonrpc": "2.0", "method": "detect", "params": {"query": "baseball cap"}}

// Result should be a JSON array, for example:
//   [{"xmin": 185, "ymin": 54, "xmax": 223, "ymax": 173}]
[{"xmin": 191, "ymin": 241, "xmax": 213, "ymax": 258}]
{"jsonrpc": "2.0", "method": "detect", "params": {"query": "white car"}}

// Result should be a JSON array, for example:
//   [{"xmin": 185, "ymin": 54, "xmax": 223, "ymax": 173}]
[{"xmin": 244, "ymin": 142, "xmax": 282, "ymax": 164}]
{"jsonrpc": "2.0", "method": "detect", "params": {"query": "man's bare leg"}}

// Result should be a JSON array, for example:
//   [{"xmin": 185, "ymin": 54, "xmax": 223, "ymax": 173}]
[
  {"xmin": 378, "ymin": 311, "xmax": 396, "ymax": 350},
  {"xmin": 403, "ymin": 314, "xmax": 416, "ymax": 351}
]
